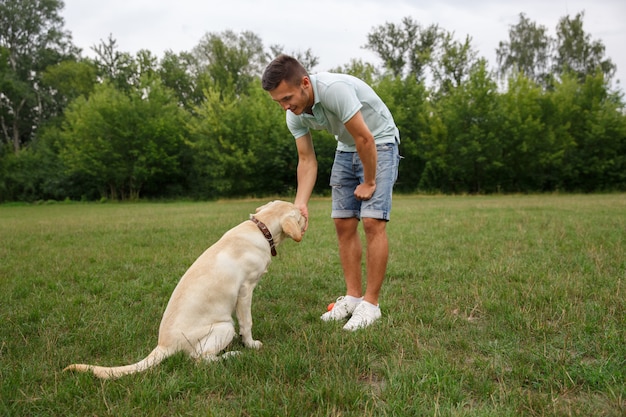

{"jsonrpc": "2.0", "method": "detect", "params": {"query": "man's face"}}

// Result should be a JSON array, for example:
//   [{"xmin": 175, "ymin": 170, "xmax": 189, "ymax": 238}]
[{"xmin": 268, "ymin": 77, "xmax": 313, "ymax": 115}]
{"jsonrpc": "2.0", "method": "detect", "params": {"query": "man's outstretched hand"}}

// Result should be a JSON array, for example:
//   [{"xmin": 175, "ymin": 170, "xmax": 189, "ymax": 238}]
[{"xmin": 295, "ymin": 203, "xmax": 309, "ymax": 232}]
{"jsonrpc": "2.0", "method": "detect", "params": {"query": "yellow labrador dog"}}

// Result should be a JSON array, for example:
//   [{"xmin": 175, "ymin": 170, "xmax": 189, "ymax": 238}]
[{"xmin": 64, "ymin": 200, "xmax": 305, "ymax": 379}]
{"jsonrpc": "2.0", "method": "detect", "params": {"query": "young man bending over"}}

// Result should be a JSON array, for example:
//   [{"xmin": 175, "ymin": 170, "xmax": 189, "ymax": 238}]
[{"xmin": 262, "ymin": 55, "xmax": 400, "ymax": 331}]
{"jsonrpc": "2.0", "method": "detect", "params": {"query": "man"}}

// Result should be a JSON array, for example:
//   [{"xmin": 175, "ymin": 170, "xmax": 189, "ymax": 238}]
[{"xmin": 261, "ymin": 55, "xmax": 400, "ymax": 331}]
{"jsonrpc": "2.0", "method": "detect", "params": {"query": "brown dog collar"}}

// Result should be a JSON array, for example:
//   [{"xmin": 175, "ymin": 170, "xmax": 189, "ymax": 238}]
[{"xmin": 251, "ymin": 217, "xmax": 277, "ymax": 256}]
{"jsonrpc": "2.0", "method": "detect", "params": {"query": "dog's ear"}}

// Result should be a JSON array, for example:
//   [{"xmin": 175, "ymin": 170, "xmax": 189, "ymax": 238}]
[
  {"xmin": 281, "ymin": 215, "xmax": 303, "ymax": 242},
  {"xmin": 255, "ymin": 201, "xmax": 273, "ymax": 213}
]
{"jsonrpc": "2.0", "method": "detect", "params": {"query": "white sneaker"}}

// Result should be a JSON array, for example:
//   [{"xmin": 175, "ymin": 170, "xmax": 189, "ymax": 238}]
[
  {"xmin": 320, "ymin": 296, "xmax": 362, "ymax": 322},
  {"xmin": 343, "ymin": 301, "xmax": 381, "ymax": 331}
]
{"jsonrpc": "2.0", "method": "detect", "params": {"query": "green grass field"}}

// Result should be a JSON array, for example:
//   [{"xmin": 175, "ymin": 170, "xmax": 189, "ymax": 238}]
[{"xmin": 1, "ymin": 194, "xmax": 624, "ymax": 416}]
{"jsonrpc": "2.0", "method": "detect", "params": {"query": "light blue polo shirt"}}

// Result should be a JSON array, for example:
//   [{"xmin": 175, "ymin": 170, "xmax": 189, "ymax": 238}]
[{"xmin": 286, "ymin": 72, "xmax": 399, "ymax": 152}]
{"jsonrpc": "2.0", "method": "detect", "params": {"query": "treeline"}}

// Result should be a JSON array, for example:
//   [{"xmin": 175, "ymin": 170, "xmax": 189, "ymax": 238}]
[{"xmin": 1, "ymin": 1, "xmax": 624, "ymax": 201}]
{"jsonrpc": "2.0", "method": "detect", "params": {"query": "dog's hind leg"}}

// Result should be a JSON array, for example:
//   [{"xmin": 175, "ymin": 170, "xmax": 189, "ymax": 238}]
[{"xmin": 193, "ymin": 322, "xmax": 237, "ymax": 361}]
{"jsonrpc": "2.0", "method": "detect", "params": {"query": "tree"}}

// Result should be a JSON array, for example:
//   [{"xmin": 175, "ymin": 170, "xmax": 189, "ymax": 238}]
[
  {"xmin": 550, "ymin": 72, "xmax": 626, "ymax": 191},
  {"xmin": 496, "ymin": 72, "xmax": 562, "ymax": 191},
  {"xmin": 188, "ymin": 86, "xmax": 253, "ymax": 198},
  {"xmin": 91, "ymin": 34, "xmax": 139, "ymax": 91},
  {"xmin": 496, "ymin": 13, "xmax": 551, "ymax": 86},
  {"xmin": 364, "ymin": 19, "xmax": 411, "ymax": 77},
  {"xmin": 193, "ymin": 30, "xmax": 267, "ymax": 94},
  {"xmin": 431, "ymin": 33, "xmax": 478, "ymax": 95},
  {"xmin": 365, "ymin": 17, "xmax": 441, "ymax": 80},
  {"xmin": 0, "ymin": 127, "xmax": 70, "ymax": 202},
  {"xmin": 330, "ymin": 59, "xmax": 379, "ymax": 85},
  {"xmin": 553, "ymin": 12, "xmax": 616, "ymax": 85},
  {"xmin": 41, "ymin": 58, "xmax": 98, "ymax": 115},
  {"xmin": 60, "ymin": 78, "xmax": 188, "ymax": 200},
  {"xmin": 0, "ymin": 0, "xmax": 78, "ymax": 153},
  {"xmin": 187, "ymin": 79, "xmax": 298, "ymax": 199},
  {"xmin": 158, "ymin": 50, "xmax": 203, "ymax": 110},
  {"xmin": 497, "ymin": 12, "xmax": 616, "ymax": 88},
  {"xmin": 419, "ymin": 60, "xmax": 500, "ymax": 193}
]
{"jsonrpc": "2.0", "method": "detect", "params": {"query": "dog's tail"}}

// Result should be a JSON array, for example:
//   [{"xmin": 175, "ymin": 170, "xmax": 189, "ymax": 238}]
[{"xmin": 63, "ymin": 346, "xmax": 172, "ymax": 379}]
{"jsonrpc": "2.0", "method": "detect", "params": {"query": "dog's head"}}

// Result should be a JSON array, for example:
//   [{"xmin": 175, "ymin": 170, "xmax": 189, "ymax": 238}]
[{"xmin": 253, "ymin": 200, "xmax": 306, "ymax": 243}]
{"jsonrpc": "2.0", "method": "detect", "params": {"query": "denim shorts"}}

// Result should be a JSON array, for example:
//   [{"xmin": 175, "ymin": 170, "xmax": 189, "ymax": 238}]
[{"xmin": 330, "ymin": 142, "xmax": 400, "ymax": 221}]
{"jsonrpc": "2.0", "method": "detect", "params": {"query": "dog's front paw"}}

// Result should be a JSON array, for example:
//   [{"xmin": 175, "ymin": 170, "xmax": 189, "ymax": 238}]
[{"xmin": 245, "ymin": 340, "xmax": 263, "ymax": 350}]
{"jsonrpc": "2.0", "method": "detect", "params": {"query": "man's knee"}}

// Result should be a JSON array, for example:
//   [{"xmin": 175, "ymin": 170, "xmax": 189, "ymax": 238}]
[
  {"xmin": 334, "ymin": 217, "xmax": 359, "ymax": 237},
  {"xmin": 362, "ymin": 218, "xmax": 387, "ymax": 236}
]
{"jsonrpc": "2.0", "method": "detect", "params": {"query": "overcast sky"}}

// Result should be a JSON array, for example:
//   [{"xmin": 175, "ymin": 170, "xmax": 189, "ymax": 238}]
[{"xmin": 62, "ymin": 0, "xmax": 625, "ymax": 91}]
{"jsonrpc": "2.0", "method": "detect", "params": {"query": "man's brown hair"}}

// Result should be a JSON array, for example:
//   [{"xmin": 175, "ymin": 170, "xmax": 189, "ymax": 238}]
[{"xmin": 261, "ymin": 54, "xmax": 309, "ymax": 91}]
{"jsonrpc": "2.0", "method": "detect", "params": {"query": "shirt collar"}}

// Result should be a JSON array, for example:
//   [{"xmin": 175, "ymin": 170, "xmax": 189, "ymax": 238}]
[{"xmin": 309, "ymin": 74, "xmax": 321, "ymax": 112}]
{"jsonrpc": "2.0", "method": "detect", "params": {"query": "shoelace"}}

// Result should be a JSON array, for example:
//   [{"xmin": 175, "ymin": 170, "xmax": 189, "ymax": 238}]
[
  {"xmin": 326, "ymin": 296, "xmax": 355, "ymax": 319},
  {"xmin": 351, "ymin": 305, "xmax": 367, "ymax": 320}
]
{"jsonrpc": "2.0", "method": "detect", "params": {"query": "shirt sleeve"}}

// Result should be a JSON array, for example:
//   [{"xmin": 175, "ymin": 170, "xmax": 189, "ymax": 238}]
[{"xmin": 286, "ymin": 111, "xmax": 309, "ymax": 139}]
